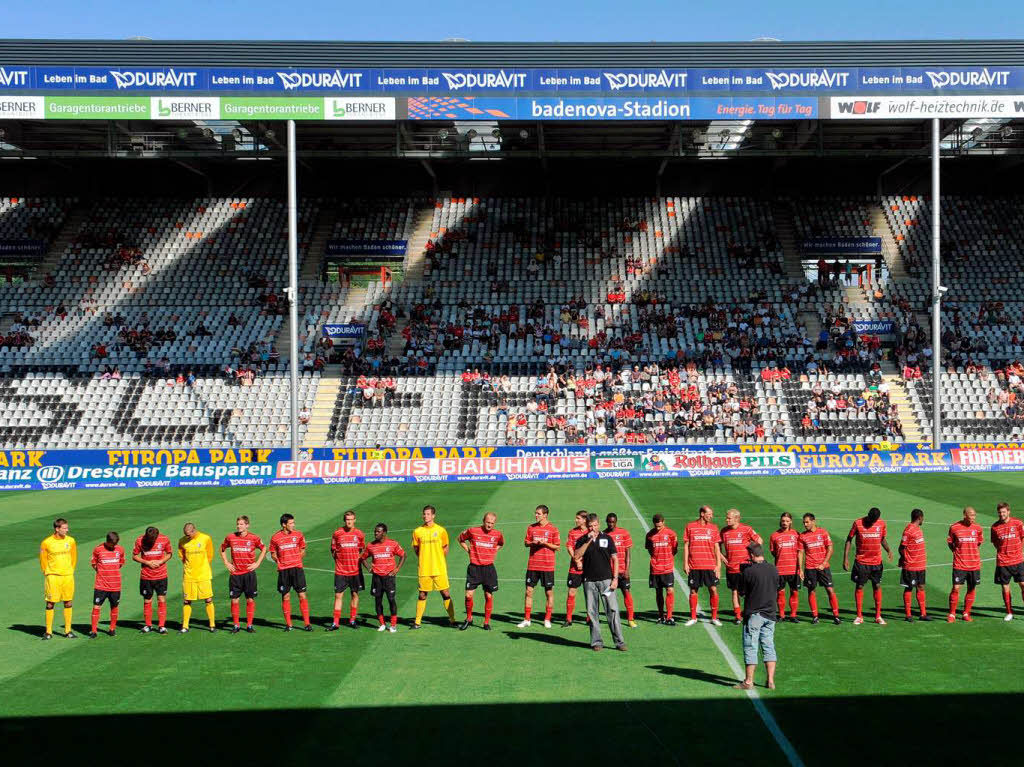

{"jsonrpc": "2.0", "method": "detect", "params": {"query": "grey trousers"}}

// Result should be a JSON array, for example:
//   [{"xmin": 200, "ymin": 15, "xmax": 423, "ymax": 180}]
[{"xmin": 584, "ymin": 579, "xmax": 625, "ymax": 648}]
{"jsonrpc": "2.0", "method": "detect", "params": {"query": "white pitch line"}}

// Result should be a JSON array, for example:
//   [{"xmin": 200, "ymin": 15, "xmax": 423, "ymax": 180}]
[{"xmin": 614, "ymin": 479, "xmax": 805, "ymax": 767}]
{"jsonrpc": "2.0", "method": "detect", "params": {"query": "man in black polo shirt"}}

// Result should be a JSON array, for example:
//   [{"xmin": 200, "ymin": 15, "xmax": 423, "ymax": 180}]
[
  {"xmin": 736, "ymin": 542, "xmax": 778, "ymax": 690},
  {"xmin": 573, "ymin": 513, "xmax": 626, "ymax": 652}
]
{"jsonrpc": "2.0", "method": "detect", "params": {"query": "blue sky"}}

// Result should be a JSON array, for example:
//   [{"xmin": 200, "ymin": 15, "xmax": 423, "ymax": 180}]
[{"xmin": 3, "ymin": 0, "xmax": 1022, "ymax": 41}]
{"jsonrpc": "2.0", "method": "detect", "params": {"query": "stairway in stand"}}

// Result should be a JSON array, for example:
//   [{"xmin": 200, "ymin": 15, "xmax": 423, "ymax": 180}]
[
  {"xmin": 880, "ymin": 364, "xmax": 925, "ymax": 443},
  {"xmin": 770, "ymin": 199, "xmax": 805, "ymax": 279},
  {"xmin": 302, "ymin": 366, "xmax": 343, "ymax": 448}
]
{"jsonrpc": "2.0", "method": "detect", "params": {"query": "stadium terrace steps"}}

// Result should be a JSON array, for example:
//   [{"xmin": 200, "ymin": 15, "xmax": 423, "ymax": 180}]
[
  {"xmin": 303, "ymin": 367, "xmax": 343, "ymax": 447},
  {"xmin": 301, "ymin": 207, "xmax": 336, "ymax": 283},
  {"xmin": 35, "ymin": 203, "xmax": 90, "ymax": 279},
  {"xmin": 882, "ymin": 373, "xmax": 925, "ymax": 442},
  {"xmin": 770, "ymin": 199, "xmax": 804, "ymax": 278},
  {"xmin": 869, "ymin": 202, "xmax": 909, "ymax": 279}
]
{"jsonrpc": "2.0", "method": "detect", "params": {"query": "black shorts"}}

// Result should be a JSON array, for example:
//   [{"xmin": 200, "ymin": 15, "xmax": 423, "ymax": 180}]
[
  {"xmin": 952, "ymin": 569, "xmax": 981, "ymax": 587},
  {"xmin": 803, "ymin": 568, "xmax": 834, "ymax": 590},
  {"xmin": 93, "ymin": 589, "xmax": 121, "ymax": 607},
  {"xmin": 334, "ymin": 573, "xmax": 364, "ymax": 593},
  {"xmin": 851, "ymin": 563, "xmax": 884, "ymax": 586},
  {"xmin": 994, "ymin": 563, "xmax": 1024, "ymax": 585},
  {"xmin": 370, "ymin": 573, "xmax": 397, "ymax": 597},
  {"xmin": 139, "ymin": 578, "xmax": 168, "ymax": 598},
  {"xmin": 777, "ymin": 573, "xmax": 801, "ymax": 591},
  {"xmin": 726, "ymin": 572, "xmax": 744, "ymax": 592},
  {"xmin": 687, "ymin": 569, "xmax": 719, "ymax": 590},
  {"xmin": 229, "ymin": 572, "xmax": 258, "ymax": 599},
  {"xmin": 649, "ymin": 572, "xmax": 675, "ymax": 589},
  {"xmin": 525, "ymin": 570, "xmax": 555, "ymax": 589},
  {"xmin": 466, "ymin": 564, "xmax": 499, "ymax": 593},
  {"xmin": 566, "ymin": 572, "xmax": 584, "ymax": 590},
  {"xmin": 277, "ymin": 568, "xmax": 308, "ymax": 594},
  {"xmin": 900, "ymin": 569, "xmax": 926, "ymax": 589},
  {"xmin": 617, "ymin": 576, "xmax": 631, "ymax": 592}
]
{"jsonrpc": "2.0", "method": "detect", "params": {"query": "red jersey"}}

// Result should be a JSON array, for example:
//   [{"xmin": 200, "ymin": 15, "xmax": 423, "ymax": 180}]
[
  {"xmin": 91, "ymin": 544, "xmax": 125, "ymax": 591},
  {"xmin": 524, "ymin": 523, "xmax": 560, "ymax": 572},
  {"xmin": 458, "ymin": 526, "xmax": 505, "ymax": 566},
  {"xmin": 607, "ymin": 528, "xmax": 634, "ymax": 573},
  {"xmin": 848, "ymin": 518, "xmax": 887, "ymax": 566},
  {"xmin": 646, "ymin": 527, "xmax": 678, "ymax": 575},
  {"xmin": 899, "ymin": 523, "xmax": 927, "ymax": 571},
  {"xmin": 330, "ymin": 528, "xmax": 366, "ymax": 576},
  {"xmin": 269, "ymin": 530, "xmax": 306, "ymax": 571},
  {"xmin": 220, "ymin": 532, "xmax": 264, "ymax": 570},
  {"xmin": 566, "ymin": 526, "xmax": 588, "ymax": 574},
  {"xmin": 721, "ymin": 524, "xmax": 760, "ymax": 573},
  {"xmin": 684, "ymin": 521, "xmax": 721, "ymax": 570},
  {"xmin": 361, "ymin": 538, "xmax": 406, "ymax": 576},
  {"xmin": 991, "ymin": 517, "xmax": 1024, "ymax": 567},
  {"xmin": 798, "ymin": 528, "xmax": 832, "ymax": 570},
  {"xmin": 133, "ymin": 533, "xmax": 172, "ymax": 581},
  {"xmin": 947, "ymin": 522, "xmax": 984, "ymax": 571},
  {"xmin": 769, "ymin": 530, "xmax": 801, "ymax": 576}
]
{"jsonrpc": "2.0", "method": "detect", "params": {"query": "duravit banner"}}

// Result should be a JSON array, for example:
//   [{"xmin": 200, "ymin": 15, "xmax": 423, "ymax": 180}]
[{"xmin": 2, "ymin": 65, "xmax": 1024, "ymax": 95}]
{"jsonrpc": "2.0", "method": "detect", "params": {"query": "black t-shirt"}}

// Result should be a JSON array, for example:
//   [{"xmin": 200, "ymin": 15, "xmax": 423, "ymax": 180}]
[
  {"xmin": 740, "ymin": 561, "xmax": 779, "ymax": 621},
  {"xmin": 574, "ymin": 532, "xmax": 618, "ymax": 581}
]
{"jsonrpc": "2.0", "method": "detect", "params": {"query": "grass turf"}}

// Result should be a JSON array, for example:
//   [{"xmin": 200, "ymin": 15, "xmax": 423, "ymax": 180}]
[{"xmin": 4, "ymin": 474, "xmax": 1024, "ymax": 765}]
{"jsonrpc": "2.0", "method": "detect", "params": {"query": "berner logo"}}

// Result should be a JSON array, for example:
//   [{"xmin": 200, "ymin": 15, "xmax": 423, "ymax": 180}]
[
  {"xmin": 440, "ymin": 71, "xmax": 527, "ymax": 90},
  {"xmin": 836, "ymin": 100, "xmax": 881, "ymax": 114},
  {"xmin": 37, "ymin": 465, "xmax": 65, "ymax": 483},
  {"xmin": 925, "ymin": 68, "xmax": 1010, "ymax": 89},
  {"xmin": 602, "ymin": 70, "xmax": 688, "ymax": 90},
  {"xmin": 277, "ymin": 70, "xmax": 364, "ymax": 90},
  {"xmin": 109, "ymin": 69, "xmax": 198, "ymax": 89},
  {"xmin": 765, "ymin": 69, "xmax": 850, "ymax": 90},
  {"xmin": 0, "ymin": 68, "xmax": 29, "ymax": 87}
]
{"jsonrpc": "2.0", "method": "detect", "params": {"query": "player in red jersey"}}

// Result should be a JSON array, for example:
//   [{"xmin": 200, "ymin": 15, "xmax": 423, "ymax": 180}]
[
  {"xmin": 769, "ymin": 513, "xmax": 802, "ymax": 623},
  {"xmin": 947, "ymin": 506, "xmax": 985, "ymax": 623},
  {"xmin": 518, "ymin": 505, "xmax": 560, "ymax": 628},
  {"xmin": 843, "ymin": 507, "xmax": 893, "ymax": 625},
  {"xmin": 683, "ymin": 506, "xmax": 723, "ymax": 627},
  {"xmin": 360, "ymin": 523, "xmax": 406, "ymax": 632},
  {"xmin": 720, "ymin": 509, "xmax": 763, "ymax": 623},
  {"xmin": 799, "ymin": 513, "xmax": 841, "ymax": 625},
  {"xmin": 89, "ymin": 532, "xmax": 125, "ymax": 638},
  {"xmin": 220, "ymin": 515, "xmax": 266, "ymax": 633},
  {"xmin": 991, "ymin": 502, "xmax": 1024, "ymax": 621},
  {"xmin": 646, "ymin": 514, "xmax": 678, "ymax": 625},
  {"xmin": 898, "ymin": 509, "xmax": 929, "ymax": 622},
  {"xmin": 132, "ymin": 526, "xmax": 173, "ymax": 634},
  {"xmin": 269, "ymin": 513, "xmax": 312, "ymax": 631},
  {"xmin": 562, "ymin": 511, "xmax": 589, "ymax": 628},
  {"xmin": 604, "ymin": 513, "xmax": 636, "ymax": 628},
  {"xmin": 458, "ymin": 512, "xmax": 504, "ymax": 630},
  {"xmin": 328, "ymin": 510, "xmax": 366, "ymax": 630}
]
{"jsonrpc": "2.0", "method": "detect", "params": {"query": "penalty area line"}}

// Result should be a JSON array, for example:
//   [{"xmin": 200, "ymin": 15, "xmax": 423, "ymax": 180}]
[{"xmin": 614, "ymin": 479, "xmax": 806, "ymax": 767}]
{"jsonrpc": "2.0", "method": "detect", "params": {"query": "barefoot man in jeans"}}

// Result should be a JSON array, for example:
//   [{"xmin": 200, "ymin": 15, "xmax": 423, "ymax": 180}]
[{"xmin": 736, "ymin": 542, "xmax": 778, "ymax": 690}]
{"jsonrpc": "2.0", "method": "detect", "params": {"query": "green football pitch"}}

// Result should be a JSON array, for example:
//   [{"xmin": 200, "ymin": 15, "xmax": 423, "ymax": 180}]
[{"xmin": 5, "ymin": 473, "xmax": 1024, "ymax": 765}]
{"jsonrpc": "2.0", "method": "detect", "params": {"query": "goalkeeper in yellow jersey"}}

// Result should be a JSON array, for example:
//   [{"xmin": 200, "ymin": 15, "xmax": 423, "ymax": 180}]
[
  {"xmin": 40, "ymin": 517, "xmax": 77, "ymax": 640},
  {"xmin": 178, "ymin": 523, "xmax": 216, "ymax": 633}
]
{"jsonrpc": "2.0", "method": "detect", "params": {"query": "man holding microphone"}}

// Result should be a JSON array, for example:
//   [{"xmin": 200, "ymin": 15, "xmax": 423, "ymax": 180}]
[{"xmin": 573, "ymin": 512, "xmax": 626, "ymax": 652}]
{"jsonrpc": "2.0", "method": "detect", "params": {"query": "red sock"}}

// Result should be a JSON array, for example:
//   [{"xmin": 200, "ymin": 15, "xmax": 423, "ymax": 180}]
[
  {"xmin": 231, "ymin": 602, "xmax": 240, "ymax": 626},
  {"xmin": 777, "ymin": 591, "xmax": 786, "ymax": 618},
  {"xmin": 348, "ymin": 603, "xmax": 357, "ymax": 622},
  {"xmin": 948, "ymin": 588, "xmax": 959, "ymax": 616},
  {"xmin": 689, "ymin": 592, "xmax": 698, "ymax": 620},
  {"xmin": 808, "ymin": 591, "xmax": 819, "ymax": 617},
  {"xmin": 665, "ymin": 592, "xmax": 675, "ymax": 620},
  {"xmin": 544, "ymin": 603, "xmax": 553, "ymax": 622},
  {"xmin": 964, "ymin": 590, "xmax": 976, "ymax": 616},
  {"xmin": 378, "ymin": 614, "xmax": 385, "ymax": 626},
  {"xmin": 903, "ymin": 590, "xmax": 912, "ymax": 617},
  {"xmin": 282, "ymin": 598, "xmax": 292, "ymax": 627},
  {"xmin": 566, "ymin": 594, "xmax": 576, "ymax": 622},
  {"xmin": 855, "ymin": 589, "xmax": 864, "ymax": 618},
  {"xmin": 788, "ymin": 590, "xmax": 799, "ymax": 618},
  {"xmin": 1004, "ymin": 590, "xmax": 1013, "ymax": 614},
  {"xmin": 333, "ymin": 608, "xmax": 342, "ymax": 626},
  {"xmin": 916, "ymin": 590, "xmax": 927, "ymax": 617},
  {"xmin": 828, "ymin": 591, "xmax": 840, "ymax": 617},
  {"xmin": 710, "ymin": 591, "xmax": 719, "ymax": 620},
  {"xmin": 300, "ymin": 599, "xmax": 311, "ymax": 627},
  {"xmin": 484, "ymin": 593, "xmax": 494, "ymax": 624},
  {"xmin": 91, "ymin": 606, "xmax": 100, "ymax": 633},
  {"xmin": 733, "ymin": 605, "xmax": 742, "ymax": 620},
  {"xmin": 109, "ymin": 607, "xmax": 118, "ymax": 632},
  {"xmin": 524, "ymin": 605, "xmax": 531, "ymax": 622},
  {"xmin": 246, "ymin": 601, "xmax": 254, "ymax": 627},
  {"xmin": 143, "ymin": 601, "xmax": 152, "ymax": 627},
  {"xmin": 465, "ymin": 595, "xmax": 474, "ymax": 620},
  {"xmin": 390, "ymin": 614, "xmax": 398, "ymax": 627},
  {"xmin": 623, "ymin": 591, "xmax": 634, "ymax": 621},
  {"xmin": 872, "ymin": 588, "xmax": 882, "ymax": 618},
  {"xmin": 157, "ymin": 602, "xmax": 166, "ymax": 628}
]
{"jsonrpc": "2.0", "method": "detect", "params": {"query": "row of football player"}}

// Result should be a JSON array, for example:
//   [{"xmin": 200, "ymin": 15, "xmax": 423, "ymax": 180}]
[{"xmin": 37, "ymin": 502, "xmax": 1024, "ymax": 639}]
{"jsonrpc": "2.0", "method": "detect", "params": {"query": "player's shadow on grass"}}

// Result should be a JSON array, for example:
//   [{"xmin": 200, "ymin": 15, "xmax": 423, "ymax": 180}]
[
  {"xmin": 646, "ymin": 664, "xmax": 739, "ymax": 687},
  {"xmin": 505, "ymin": 630, "xmax": 592, "ymax": 648},
  {"xmin": 8, "ymin": 624, "xmax": 47, "ymax": 637}
]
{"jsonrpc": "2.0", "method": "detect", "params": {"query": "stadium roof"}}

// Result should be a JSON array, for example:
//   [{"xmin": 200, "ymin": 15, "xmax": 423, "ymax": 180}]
[{"xmin": 4, "ymin": 38, "xmax": 1024, "ymax": 67}]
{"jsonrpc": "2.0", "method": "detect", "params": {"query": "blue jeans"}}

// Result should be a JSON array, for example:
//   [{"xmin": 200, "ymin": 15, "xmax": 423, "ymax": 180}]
[{"xmin": 742, "ymin": 613, "xmax": 777, "ymax": 665}]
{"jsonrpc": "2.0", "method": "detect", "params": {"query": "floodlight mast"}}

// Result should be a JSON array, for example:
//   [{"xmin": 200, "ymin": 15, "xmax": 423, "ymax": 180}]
[
  {"xmin": 931, "ymin": 118, "xmax": 942, "ymax": 449},
  {"xmin": 287, "ymin": 120, "xmax": 300, "ymax": 460}
]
